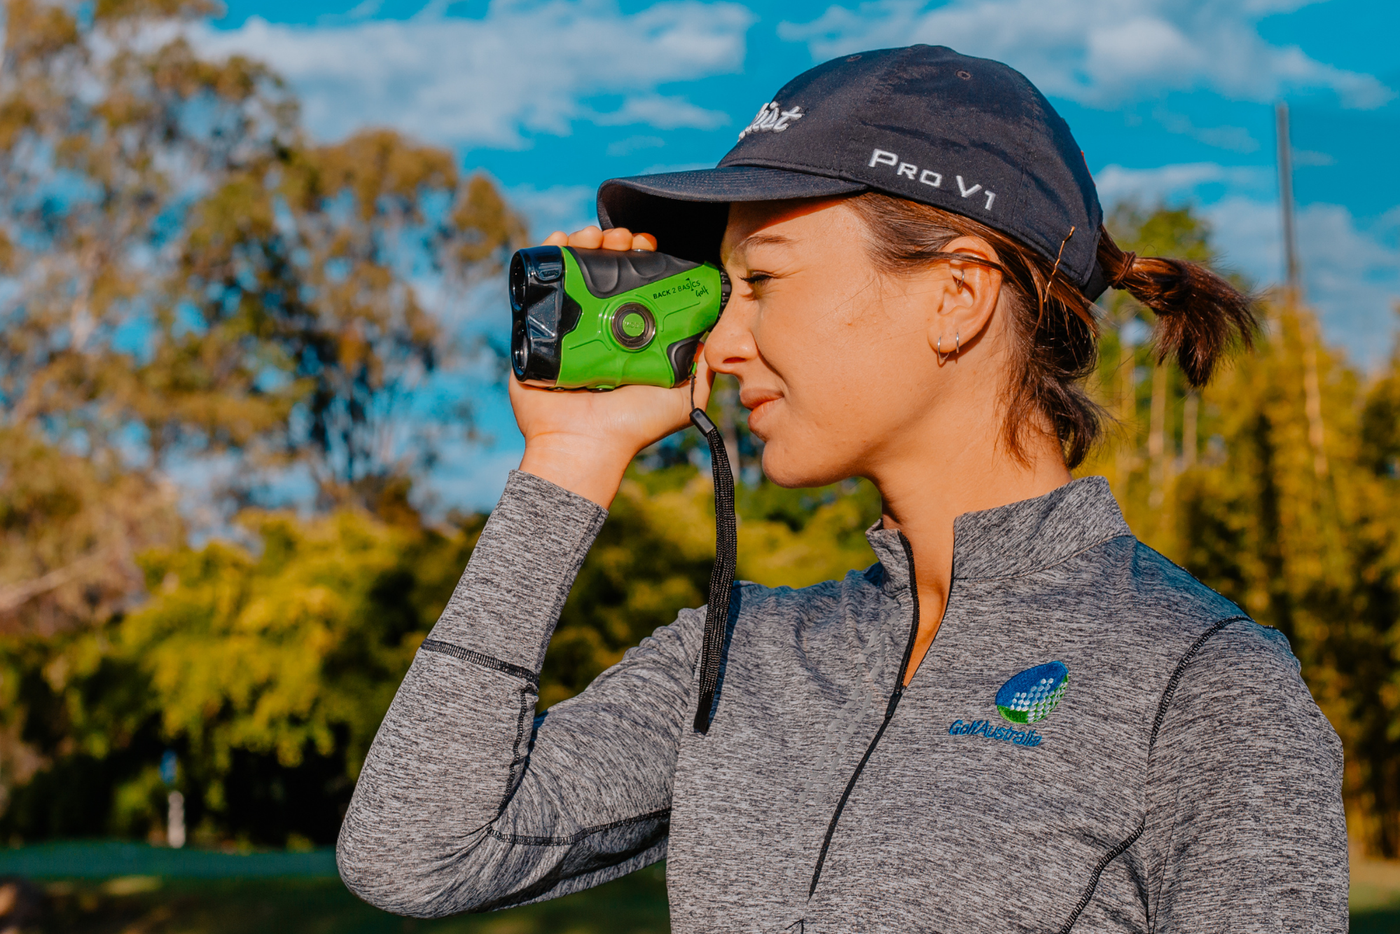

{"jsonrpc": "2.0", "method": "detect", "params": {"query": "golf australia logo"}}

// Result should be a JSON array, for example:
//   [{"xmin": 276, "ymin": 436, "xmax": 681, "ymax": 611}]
[
  {"xmin": 947, "ymin": 661, "xmax": 1070, "ymax": 748},
  {"xmin": 738, "ymin": 102, "xmax": 804, "ymax": 140},
  {"xmin": 996, "ymin": 661, "xmax": 1069, "ymax": 724}
]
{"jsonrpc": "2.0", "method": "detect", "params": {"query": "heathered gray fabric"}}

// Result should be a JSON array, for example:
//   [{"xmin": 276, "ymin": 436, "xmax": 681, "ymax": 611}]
[{"xmin": 337, "ymin": 469, "xmax": 1348, "ymax": 932}]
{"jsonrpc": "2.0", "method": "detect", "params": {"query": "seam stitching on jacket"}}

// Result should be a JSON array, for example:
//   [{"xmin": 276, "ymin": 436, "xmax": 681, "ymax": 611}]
[
  {"xmin": 498, "ymin": 686, "xmax": 533, "ymax": 814},
  {"xmin": 420, "ymin": 639, "xmax": 539, "ymax": 686},
  {"xmin": 1148, "ymin": 615, "xmax": 1249, "ymax": 747},
  {"xmin": 1056, "ymin": 818, "xmax": 1147, "ymax": 934},
  {"xmin": 953, "ymin": 532, "xmax": 1134, "ymax": 582},
  {"xmin": 1058, "ymin": 614, "xmax": 1249, "ymax": 934},
  {"xmin": 485, "ymin": 807, "xmax": 671, "ymax": 847},
  {"xmin": 1142, "ymin": 614, "xmax": 1250, "ymax": 931}
]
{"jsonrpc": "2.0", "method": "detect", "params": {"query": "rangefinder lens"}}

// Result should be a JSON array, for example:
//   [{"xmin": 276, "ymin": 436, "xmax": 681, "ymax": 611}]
[
  {"xmin": 509, "ymin": 252, "xmax": 526, "ymax": 312},
  {"xmin": 611, "ymin": 303, "xmax": 655, "ymax": 350}
]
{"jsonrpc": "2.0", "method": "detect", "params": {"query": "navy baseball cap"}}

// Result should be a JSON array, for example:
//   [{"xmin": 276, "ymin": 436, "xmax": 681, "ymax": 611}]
[{"xmin": 597, "ymin": 45, "xmax": 1109, "ymax": 299}]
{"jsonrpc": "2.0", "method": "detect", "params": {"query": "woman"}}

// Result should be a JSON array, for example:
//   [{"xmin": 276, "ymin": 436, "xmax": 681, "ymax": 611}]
[{"xmin": 337, "ymin": 46, "xmax": 1347, "ymax": 932}]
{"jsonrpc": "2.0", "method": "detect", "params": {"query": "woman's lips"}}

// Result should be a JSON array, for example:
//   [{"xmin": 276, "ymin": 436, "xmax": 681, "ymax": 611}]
[{"xmin": 741, "ymin": 391, "xmax": 781, "ymax": 435}]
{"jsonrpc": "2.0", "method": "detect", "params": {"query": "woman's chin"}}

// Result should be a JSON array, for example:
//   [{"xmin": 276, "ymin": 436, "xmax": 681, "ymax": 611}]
[{"xmin": 759, "ymin": 447, "xmax": 847, "ymax": 490}]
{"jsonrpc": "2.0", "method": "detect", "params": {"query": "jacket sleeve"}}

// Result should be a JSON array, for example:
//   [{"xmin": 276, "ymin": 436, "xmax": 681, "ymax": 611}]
[
  {"xmin": 1146, "ymin": 620, "xmax": 1349, "ymax": 933},
  {"xmin": 336, "ymin": 470, "xmax": 702, "ymax": 917}
]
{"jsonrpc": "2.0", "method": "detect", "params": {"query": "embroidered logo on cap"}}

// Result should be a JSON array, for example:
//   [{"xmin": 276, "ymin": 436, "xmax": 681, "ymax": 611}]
[
  {"xmin": 995, "ymin": 661, "xmax": 1069, "ymax": 724},
  {"xmin": 737, "ymin": 102, "xmax": 804, "ymax": 141}
]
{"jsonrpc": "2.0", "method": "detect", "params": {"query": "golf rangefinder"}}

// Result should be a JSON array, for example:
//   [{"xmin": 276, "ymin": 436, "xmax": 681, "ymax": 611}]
[{"xmin": 510, "ymin": 246, "xmax": 730, "ymax": 389}]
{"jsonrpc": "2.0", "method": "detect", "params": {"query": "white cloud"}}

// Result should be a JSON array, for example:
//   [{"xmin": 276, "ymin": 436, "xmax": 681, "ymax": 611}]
[
  {"xmin": 1094, "ymin": 162, "xmax": 1274, "ymax": 203},
  {"xmin": 1289, "ymin": 201, "xmax": 1400, "ymax": 363},
  {"xmin": 779, "ymin": 0, "xmax": 1394, "ymax": 109},
  {"xmin": 1152, "ymin": 108, "xmax": 1259, "ymax": 153},
  {"xmin": 589, "ymin": 94, "xmax": 729, "ymax": 130},
  {"xmin": 505, "ymin": 182, "xmax": 598, "ymax": 238},
  {"xmin": 194, "ymin": 0, "xmax": 753, "ymax": 148}
]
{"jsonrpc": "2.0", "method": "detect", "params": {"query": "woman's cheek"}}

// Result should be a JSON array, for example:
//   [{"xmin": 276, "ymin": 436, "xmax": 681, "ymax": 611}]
[{"xmin": 757, "ymin": 399, "xmax": 861, "ymax": 488}]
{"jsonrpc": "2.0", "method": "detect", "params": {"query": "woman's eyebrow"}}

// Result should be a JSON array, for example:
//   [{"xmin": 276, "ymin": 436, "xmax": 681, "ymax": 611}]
[{"xmin": 726, "ymin": 233, "xmax": 793, "ymax": 263}]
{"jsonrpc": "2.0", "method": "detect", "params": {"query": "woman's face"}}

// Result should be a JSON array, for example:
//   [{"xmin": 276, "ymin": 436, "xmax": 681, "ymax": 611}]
[{"xmin": 707, "ymin": 198, "xmax": 997, "ymax": 489}]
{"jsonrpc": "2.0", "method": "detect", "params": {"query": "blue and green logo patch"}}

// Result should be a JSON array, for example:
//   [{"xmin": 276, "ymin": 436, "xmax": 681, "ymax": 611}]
[
  {"xmin": 995, "ymin": 661, "xmax": 1069, "ymax": 724},
  {"xmin": 947, "ymin": 661, "xmax": 1070, "ymax": 748}
]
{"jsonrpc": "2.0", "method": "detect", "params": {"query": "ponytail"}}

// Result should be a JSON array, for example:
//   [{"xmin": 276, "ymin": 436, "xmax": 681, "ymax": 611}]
[{"xmin": 1096, "ymin": 226, "xmax": 1256, "ymax": 387}]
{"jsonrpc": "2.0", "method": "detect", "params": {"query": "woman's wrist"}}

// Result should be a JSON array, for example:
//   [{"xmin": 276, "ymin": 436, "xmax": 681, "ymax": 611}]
[{"xmin": 518, "ymin": 434, "xmax": 636, "ymax": 508}]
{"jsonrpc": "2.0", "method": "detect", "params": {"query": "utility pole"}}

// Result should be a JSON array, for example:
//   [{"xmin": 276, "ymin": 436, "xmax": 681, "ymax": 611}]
[
  {"xmin": 1276, "ymin": 103, "xmax": 1301, "ymax": 296},
  {"xmin": 1276, "ymin": 101, "xmax": 1328, "ymax": 479}
]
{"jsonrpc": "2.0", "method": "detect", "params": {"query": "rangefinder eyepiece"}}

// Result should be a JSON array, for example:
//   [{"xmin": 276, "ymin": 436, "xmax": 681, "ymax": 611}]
[{"xmin": 509, "ymin": 245, "xmax": 728, "ymax": 389}]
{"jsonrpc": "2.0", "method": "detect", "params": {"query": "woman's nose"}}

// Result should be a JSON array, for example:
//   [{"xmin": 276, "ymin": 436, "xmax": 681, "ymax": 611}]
[{"xmin": 704, "ymin": 297, "xmax": 757, "ymax": 376}]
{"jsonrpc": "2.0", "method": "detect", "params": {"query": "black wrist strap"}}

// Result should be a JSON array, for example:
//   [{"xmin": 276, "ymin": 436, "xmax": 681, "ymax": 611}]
[{"xmin": 689, "ymin": 407, "xmax": 737, "ymax": 734}]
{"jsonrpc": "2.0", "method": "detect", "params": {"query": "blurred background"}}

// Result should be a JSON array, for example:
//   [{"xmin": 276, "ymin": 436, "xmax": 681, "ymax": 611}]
[{"xmin": 0, "ymin": 0, "xmax": 1397, "ymax": 931}]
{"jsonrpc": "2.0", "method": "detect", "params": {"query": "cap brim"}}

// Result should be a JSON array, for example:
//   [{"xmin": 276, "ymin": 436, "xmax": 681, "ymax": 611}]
[{"xmin": 597, "ymin": 166, "xmax": 867, "ymax": 262}]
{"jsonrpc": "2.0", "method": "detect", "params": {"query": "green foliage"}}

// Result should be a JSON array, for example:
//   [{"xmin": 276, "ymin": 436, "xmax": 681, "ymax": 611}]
[
  {"xmin": 0, "ymin": 504, "xmax": 482, "ymax": 846},
  {"xmin": 1163, "ymin": 311, "xmax": 1400, "ymax": 857}
]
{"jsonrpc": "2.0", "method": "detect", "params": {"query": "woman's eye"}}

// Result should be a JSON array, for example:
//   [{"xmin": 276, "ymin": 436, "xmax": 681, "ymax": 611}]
[{"xmin": 740, "ymin": 273, "xmax": 771, "ymax": 286}]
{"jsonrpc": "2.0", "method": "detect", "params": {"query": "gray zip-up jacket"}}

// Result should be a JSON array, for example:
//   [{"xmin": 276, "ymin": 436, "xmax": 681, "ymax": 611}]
[{"xmin": 337, "ymin": 470, "xmax": 1348, "ymax": 933}]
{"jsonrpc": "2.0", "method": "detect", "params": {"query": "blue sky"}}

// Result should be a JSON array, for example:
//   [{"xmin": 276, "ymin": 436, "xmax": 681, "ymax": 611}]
[{"xmin": 199, "ymin": 0, "xmax": 1399, "ymax": 509}]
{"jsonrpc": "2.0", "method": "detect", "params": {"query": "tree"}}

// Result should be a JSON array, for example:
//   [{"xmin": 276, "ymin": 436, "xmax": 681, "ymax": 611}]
[
  {"xmin": 0, "ymin": 0, "xmax": 528, "ymax": 837},
  {"xmin": 0, "ymin": 0, "xmax": 527, "ymax": 513},
  {"xmin": 0, "ymin": 0, "xmax": 527, "ymax": 632},
  {"xmin": 0, "ymin": 426, "xmax": 179, "ymax": 637},
  {"xmin": 0, "ymin": 502, "xmax": 484, "ymax": 845}
]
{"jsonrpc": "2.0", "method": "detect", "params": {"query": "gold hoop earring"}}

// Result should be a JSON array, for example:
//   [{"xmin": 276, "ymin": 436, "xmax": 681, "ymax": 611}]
[{"xmin": 955, "ymin": 330, "xmax": 961, "ymax": 356}]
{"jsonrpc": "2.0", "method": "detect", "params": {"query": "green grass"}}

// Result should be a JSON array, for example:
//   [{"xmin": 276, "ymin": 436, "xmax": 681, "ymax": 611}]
[
  {"xmin": 35, "ymin": 865, "xmax": 670, "ymax": 934},
  {"xmin": 5, "ymin": 843, "xmax": 1400, "ymax": 932},
  {"xmin": 1352, "ymin": 858, "xmax": 1400, "ymax": 933}
]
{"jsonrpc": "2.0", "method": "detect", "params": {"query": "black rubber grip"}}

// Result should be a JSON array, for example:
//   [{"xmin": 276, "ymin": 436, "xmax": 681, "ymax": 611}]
[{"xmin": 568, "ymin": 247, "xmax": 702, "ymax": 299}]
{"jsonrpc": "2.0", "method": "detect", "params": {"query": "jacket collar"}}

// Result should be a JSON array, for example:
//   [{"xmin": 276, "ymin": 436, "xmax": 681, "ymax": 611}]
[{"xmin": 865, "ymin": 476, "xmax": 1132, "ymax": 587}]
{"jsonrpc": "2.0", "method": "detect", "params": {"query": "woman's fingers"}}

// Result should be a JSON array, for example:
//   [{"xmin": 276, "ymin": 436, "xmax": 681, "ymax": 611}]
[
  {"xmin": 566, "ymin": 226, "xmax": 605, "ymax": 249},
  {"xmin": 539, "ymin": 226, "xmax": 658, "ymax": 252},
  {"xmin": 600, "ymin": 226, "xmax": 634, "ymax": 250}
]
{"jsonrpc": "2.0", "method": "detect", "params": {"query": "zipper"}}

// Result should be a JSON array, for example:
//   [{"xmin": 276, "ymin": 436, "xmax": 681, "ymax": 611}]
[{"xmin": 807, "ymin": 532, "xmax": 923, "ymax": 898}]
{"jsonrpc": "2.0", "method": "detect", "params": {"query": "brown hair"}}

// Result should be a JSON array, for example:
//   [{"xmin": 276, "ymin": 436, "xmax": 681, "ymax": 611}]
[{"xmin": 845, "ymin": 192, "xmax": 1256, "ymax": 469}]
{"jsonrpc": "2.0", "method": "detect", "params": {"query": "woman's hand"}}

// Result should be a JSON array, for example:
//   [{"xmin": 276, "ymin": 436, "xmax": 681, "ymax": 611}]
[{"xmin": 512, "ymin": 225, "xmax": 714, "ymax": 508}]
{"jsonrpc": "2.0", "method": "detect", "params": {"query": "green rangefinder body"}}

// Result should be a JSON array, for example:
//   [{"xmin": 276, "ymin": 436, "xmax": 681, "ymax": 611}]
[{"xmin": 510, "ymin": 246, "xmax": 729, "ymax": 389}]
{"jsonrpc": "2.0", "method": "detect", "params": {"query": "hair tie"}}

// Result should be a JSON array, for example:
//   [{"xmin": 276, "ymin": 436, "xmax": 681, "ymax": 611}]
[{"xmin": 1110, "ymin": 251, "xmax": 1137, "ymax": 289}]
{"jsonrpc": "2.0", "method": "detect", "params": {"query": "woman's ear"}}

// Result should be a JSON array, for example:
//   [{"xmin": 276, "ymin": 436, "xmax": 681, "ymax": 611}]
[{"xmin": 925, "ymin": 235, "xmax": 1003, "ymax": 363}]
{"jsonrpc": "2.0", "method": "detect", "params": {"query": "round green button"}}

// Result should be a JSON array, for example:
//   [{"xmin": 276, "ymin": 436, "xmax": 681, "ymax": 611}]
[{"xmin": 621, "ymin": 312, "xmax": 646, "ymax": 338}]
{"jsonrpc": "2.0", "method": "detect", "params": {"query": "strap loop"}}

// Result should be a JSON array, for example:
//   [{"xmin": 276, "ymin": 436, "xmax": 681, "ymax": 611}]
[{"xmin": 689, "ymin": 408, "xmax": 737, "ymax": 734}]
